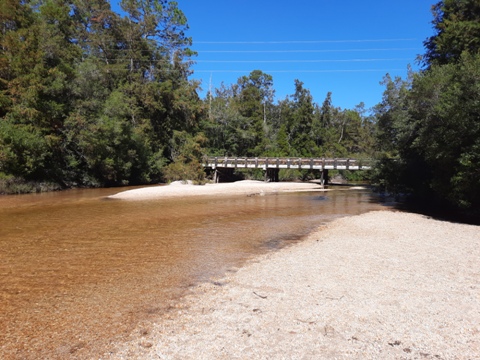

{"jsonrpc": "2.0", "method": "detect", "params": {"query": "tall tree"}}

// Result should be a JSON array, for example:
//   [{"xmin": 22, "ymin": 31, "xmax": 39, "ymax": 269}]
[
  {"xmin": 423, "ymin": 0, "xmax": 480, "ymax": 67},
  {"xmin": 1, "ymin": 0, "xmax": 80, "ymax": 183},
  {"xmin": 201, "ymin": 82, "xmax": 246, "ymax": 156},
  {"xmin": 374, "ymin": 74, "xmax": 412, "ymax": 157},
  {"xmin": 0, "ymin": 0, "xmax": 202, "ymax": 188},
  {"xmin": 235, "ymin": 70, "xmax": 274, "ymax": 155},
  {"xmin": 289, "ymin": 80, "xmax": 316, "ymax": 157},
  {"xmin": 408, "ymin": 53, "xmax": 480, "ymax": 208},
  {"xmin": 374, "ymin": 0, "xmax": 480, "ymax": 212}
]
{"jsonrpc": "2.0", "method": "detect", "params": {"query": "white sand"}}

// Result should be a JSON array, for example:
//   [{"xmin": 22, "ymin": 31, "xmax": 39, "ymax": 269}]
[
  {"xmin": 107, "ymin": 180, "xmax": 328, "ymax": 200},
  {"xmin": 109, "ymin": 210, "xmax": 480, "ymax": 359}
]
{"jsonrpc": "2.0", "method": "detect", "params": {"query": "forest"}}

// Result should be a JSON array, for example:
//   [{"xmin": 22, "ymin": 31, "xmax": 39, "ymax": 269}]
[{"xmin": 1, "ymin": 0, "xmax": 479, "ymax": 213}]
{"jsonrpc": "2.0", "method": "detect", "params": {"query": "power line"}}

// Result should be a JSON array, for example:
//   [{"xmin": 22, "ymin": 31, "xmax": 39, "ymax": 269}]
[
  {"xmin": 195, "ymin": 69, "xmax": 406, "ymax": 73},
  {"xmin": 72, "ymin": 67, "xmax": 405, "ymax": 74},
  {"xmin": 197, "ymin": 48, "xmax": 421, "ymax": 53},
  {"xmin": 90, "ymin": 38, "xmax": 418, "ymax": 44},
  {"xmin": 195, "ymin": 58, "xmax": 411, "ymax": 63},
  {"xmin": 88, "ymin": 47, "xmax": 420, "ymax": 53},
  {"xmin": 100, "ymin": 57, "xmax": 411, "ymax": 62},
  {"xmin": 194, "ymin": 38, "xmax": 418, "ymax": 44}
]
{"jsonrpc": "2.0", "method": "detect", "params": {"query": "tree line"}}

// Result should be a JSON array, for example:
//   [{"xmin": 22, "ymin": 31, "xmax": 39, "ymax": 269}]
[
  {"xmin": 1, "ymin": 1, "xmax": 479, "ymax": 215},
  {"xmin": 0, "ymin": 0, "xmax": 376, "ymax": 190},
  {"xmin": 374, "ymin": 0, "xmax": 480, "ymax": 213},
  {"xmin": 1, "ymin": 0, "xmax": 201, "ymax": 188}
]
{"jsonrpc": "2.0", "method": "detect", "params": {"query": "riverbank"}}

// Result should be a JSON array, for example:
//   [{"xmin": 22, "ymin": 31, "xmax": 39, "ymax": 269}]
[
  {"xmin": 110, "ymin": 210, "xmax": 480, "ymax": 359},
  {"xmin": 108, "ymin": 180, "xmax": 330, "ymax": 200},
  {"xmin": 0, "ymin": 176, "xmax": 62, "ymax": 195}
]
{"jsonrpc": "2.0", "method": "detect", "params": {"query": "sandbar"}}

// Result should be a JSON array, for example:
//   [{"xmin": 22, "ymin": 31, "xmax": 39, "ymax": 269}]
[{"xmin": 108, "ymin": 180, "xmax": 330, "ymax": 200}]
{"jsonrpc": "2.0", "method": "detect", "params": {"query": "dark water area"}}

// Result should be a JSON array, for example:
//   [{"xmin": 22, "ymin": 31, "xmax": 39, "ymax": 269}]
[
  {"xmin": 0, "ymin": 186, "xmax": 389, "ymax": 359},
  {"xmin": 396, "ymin": 198, "xmax": 480, "ymax": 226}
]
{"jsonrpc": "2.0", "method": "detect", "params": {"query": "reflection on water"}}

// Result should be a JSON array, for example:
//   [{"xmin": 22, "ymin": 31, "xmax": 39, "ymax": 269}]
[{"xmin": 0, "ymin": 186, "xmax": 387, "ymax": 359}]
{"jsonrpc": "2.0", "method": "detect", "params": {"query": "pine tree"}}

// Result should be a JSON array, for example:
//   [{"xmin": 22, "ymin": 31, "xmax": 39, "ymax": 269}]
[{"xmin": 423, "ymin": 0, "xmax": 480, "ymax": 67}]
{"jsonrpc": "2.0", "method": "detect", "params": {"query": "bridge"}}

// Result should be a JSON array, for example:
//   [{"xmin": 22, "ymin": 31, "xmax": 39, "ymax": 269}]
[{"xmin": 203, "ymin": 157, "xmax": 373, "ymax": 183}]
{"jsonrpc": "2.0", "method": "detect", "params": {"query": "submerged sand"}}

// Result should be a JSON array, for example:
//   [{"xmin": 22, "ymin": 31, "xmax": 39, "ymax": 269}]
[{"xmin": 109, "ymin": 210, "xmax": 480, "ymax": 359}]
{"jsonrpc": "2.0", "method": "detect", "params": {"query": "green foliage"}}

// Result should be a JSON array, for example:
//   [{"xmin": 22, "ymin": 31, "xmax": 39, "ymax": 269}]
[
  {"xmin": 375, "ymin": 31, "xmax": 480, "ymax": 211},
  {"xmin": 409, "ymin": 53, "xmax": 480, "ymax": 208},
  {"xmin": 0, "ymin": 120, "xmax": 48, "ymax": 179},
  {"xmin": 278, "ymin": 169, "xmax": 302, "ymax": 181},
  {"xmin": 0, "ymin": 0, "xmax": 201, "ymax": 189},
  {"xmin": 235, "ymin": 70, "xmax": 274, "ymax": 156},
  {"xmin": 201, "ymin": 71, "xmax": 276, "ymax": 157},
  {"xmin": 0, "ymin": 173, "xmax": 62, "ymax": 194},
  {"xmin": 342, "ymin": 169, "xmax": 372, "ymax": 182},
  {"xmin": 275, "ymin": 124, "xmax": 290, "ymax": 156},
  {"xmin": 288, "ymin": 80, "xmax": 317, "ymax": 157},
  {"xmin": 1, "ymin": 2, "xmax": 377, "ymax": 190},
  {"xmin": 423, "ymin": 0, "xmax": 480, "ymax": 67},
  {"xmin": 163, "ymin": 131, "xmax": 206, "ymax": 184},
  {"xmin": 200, "ymin": 72, "xmax": 376, "ymax": 183}
]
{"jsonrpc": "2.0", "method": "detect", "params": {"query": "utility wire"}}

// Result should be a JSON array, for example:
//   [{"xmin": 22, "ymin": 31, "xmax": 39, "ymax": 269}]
[
  {"xmin": 86, "ymin": 65, "xmax": 406, "ymax": 74},
  {"xmin": 100, "ymin": 57, "xmax": 410, "ymax": 62},
  {"xmin": 195, "ymin": 58, "xmax": 411, "ymax": 63},
  {"xmin": 195, "ymin": 69, "xmax": 406, "ymax": 73},
  {"xmin": 198, "ymin": 48, "xmax": 420, "ymax": 53},
  {"xmin": 97, "ymin": 38, "xmax": 417, "ymax": 44},
  {"xmin": 194, "ymin": 38, "xmax": 418, "ymax": 44},
  {"xmin": 93, "ymin": 47, "xmax": 420, "ymax": 53}
]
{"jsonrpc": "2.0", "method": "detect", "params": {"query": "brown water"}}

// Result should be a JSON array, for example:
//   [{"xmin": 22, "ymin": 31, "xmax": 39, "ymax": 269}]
[{"xmin": 0, "ymin": 186, "xmax": 387, "ymax": 359}]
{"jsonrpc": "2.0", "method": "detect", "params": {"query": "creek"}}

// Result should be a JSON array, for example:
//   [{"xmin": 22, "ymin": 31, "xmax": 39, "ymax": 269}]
[{"xmin": 0, "ymin": 185, "xmax": 388, "ymax": 359}]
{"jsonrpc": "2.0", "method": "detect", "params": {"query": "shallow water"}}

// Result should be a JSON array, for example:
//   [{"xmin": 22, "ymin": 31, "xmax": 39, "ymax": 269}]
[{"xmin": 0, "ymin": 186, "xmax": 387, "ymax": 359}]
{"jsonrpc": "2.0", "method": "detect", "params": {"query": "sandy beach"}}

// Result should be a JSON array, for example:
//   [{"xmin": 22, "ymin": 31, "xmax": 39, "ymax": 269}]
[{"xmin": 105, "ymin": 184, "xmax": 480, "ymax": 360}]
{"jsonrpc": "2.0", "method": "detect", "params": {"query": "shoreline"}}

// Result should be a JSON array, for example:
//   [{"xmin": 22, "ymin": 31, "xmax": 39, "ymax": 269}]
[{"xmin": 109, "ymin": 210, "xmax": 480, "ymax": 359}]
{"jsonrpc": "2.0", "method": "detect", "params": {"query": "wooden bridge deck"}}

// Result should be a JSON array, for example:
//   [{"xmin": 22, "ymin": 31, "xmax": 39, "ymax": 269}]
[{"xmin": 203, "ymin": 157, "xmax": 373, "ymax": 171}]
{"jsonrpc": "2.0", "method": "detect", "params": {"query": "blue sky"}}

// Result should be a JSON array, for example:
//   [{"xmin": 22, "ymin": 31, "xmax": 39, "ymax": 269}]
[{"xmin": 112, "ymin": 1, "xmax": 436, "ymax": 110}]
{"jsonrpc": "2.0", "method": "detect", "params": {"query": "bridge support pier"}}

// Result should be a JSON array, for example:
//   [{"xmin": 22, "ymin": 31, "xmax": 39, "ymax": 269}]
[
  {"xmin": 264, "ymin": 168, "xmax": 279, "ymax": 182},
  {"xmin": 320, "ymin": 169, "xmax": 329, "ymax": 186}
]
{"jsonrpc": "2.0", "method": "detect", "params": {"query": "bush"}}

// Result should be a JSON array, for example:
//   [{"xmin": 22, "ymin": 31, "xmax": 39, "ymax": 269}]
[
  {"xmin": 0, "ymin": 174, "xmax": 62, "ymax": 195},
  {"xmin": 163, "ymin": 160, "xmax": 206, "ymax": 185}
]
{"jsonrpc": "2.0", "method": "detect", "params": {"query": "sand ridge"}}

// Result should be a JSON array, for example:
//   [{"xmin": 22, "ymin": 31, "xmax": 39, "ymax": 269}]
[{"xmin": 110, "ymin": 210, "xmax": 480, "ymax": 359}]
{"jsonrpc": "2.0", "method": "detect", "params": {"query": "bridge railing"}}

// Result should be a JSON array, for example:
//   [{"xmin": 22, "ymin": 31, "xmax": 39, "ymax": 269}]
[{"xmin": 203, "ymin": 157, "xmax": 373, "ymax": 170}]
